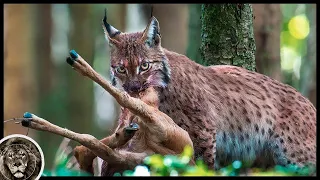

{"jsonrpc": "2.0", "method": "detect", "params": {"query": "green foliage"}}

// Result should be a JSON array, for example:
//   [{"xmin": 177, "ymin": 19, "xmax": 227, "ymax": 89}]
[
  {"xmin": 42, "ymin": 157, "xmax": 91, "ymax": 176},
  {"xmin": 115, "ymin": 146, "xmax": 316, "ymax": 176},
  {"xmin": 42, "ymin": 167, "xmax": 91, "ymax": 177},
  {"xmin": 41, "ymin": 142, "xmax": 91, "ymax": 177},
  {"xmin": 41, "ymin": 144, "xmax": 315, "ymax": 177}
]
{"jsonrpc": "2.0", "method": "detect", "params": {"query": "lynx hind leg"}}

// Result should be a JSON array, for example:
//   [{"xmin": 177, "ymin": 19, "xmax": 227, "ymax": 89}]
[
  {"xmin": 271, "ymin": 133, "xmax": 316, "ymax": 168},
  {"xmin": 269, "ymin": 116, "xmax": 316, "ymax": 172},
  {"xmin": 268, "ymin": 137, "xmax": 316, "ymax": 175}
]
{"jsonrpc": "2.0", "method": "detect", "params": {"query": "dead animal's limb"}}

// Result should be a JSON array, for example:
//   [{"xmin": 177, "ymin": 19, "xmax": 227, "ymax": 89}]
[
  {"xmin": 66, "ymin": 51, "xmax": 180, "ymax": 143},
  {"xmin": 65, "ymin": 50, "xmax": 194, "ymax": 174},
  {"xmin": 19, "ymin": 112, "xmax": 133, "ymax": 168},
  {"xmin": 73, "ymin": 122, "xmax": 139, "ymax": 173},
  {"xmin": 66, "ymin": 50, "xmax": 156, "ymax": 122},
  {"xmin": 73, "ymin": 145, "xmax": 95, "ymax": 174}
]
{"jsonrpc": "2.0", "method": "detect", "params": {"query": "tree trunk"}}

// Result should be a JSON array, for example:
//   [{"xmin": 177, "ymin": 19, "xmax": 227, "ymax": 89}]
[
  {"xmin": 253, "ymin": 4, "xmax": 282, "ymax": 81},
  {"xmin": 4, "ymin": 4, "xmax": 37, "ymax": 137},
  {"xmin": 200, "ymin": 4, "xmax": 256, "ymax": 70},
  {"xmin": 186, "ymin": 4, "xmax": 202, "ymax": 64}
]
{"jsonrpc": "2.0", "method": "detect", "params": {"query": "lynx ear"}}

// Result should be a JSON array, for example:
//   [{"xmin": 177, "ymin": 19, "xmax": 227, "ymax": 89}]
[
  {"xmin": 102, "ymin": 8, "xmax": 121, "ymax": 46},
  {"xmin": 141, "ymin": 16, "xmax": 161, "ymax": 47}
]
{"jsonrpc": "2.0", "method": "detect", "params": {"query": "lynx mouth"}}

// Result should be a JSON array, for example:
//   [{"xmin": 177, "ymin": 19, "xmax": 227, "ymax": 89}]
[{"xmin": 124, "ymin": 85, "xmax": 143, "ymax": 93}]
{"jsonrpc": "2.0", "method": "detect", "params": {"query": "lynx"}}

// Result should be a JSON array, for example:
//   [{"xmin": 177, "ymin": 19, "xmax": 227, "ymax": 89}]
[{"xmin": 84, "ymin": 11, "xmax": 316, "ymax": 174}]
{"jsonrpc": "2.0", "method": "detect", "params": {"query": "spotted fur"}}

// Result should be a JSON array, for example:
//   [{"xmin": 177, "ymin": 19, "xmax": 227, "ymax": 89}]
[{"xmin": 103, "ymin": 15, "xmax": 316, "ymax": 173}]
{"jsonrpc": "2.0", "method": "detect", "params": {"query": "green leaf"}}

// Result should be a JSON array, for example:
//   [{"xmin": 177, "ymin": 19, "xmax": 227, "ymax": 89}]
[
  {"xmin": 232, "ymin": 160, "xmax": 242, "ymax": 169},
  {"xmin": 113, "ymin": 172, "xmax": 122, "ymax": 176},
  {"xmin": 55, "ymin": 167, "xmax": 92, "ymax": 176},
  {"xmin": 55, "ymin": 156, "xmax": 70, "ymax": 169},
  {"xmin": 144, "ymin": 154, "xmax": 165, "ymax": 169},
  {"xmin": 122, "ymin": 170, "xmax": 134, "ymax": 176},
  {"xmin": 180, "ymin": 145, "xmax": 193, "ymax": 159}
]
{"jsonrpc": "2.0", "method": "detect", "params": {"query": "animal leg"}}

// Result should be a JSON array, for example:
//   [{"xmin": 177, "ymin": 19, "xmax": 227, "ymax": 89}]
[
  {"xmin": 21, "ymin": 113, "xmax": 131, "ymax": 172},
  {"xmin": 101, "ymin": 150, "xmax": 151, "ymax": 176},
  {"xmin": 66, "ymin": 50, "xmax": 157, "ymax": 122},
  {"xmin": 74, "ymin": 123, "xmax": 139, "ymax": 173}
]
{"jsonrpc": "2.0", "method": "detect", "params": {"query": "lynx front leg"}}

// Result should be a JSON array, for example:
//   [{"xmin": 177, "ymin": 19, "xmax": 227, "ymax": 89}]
[{"xmin": 193, "ymin": 128, "xmax": 217, "ymax": 170}]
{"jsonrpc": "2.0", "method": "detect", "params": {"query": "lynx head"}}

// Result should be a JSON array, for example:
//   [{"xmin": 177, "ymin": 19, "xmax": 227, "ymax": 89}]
[{"xmin": 102, "ymin": 9, "xmax": 171, "ymax": 93}]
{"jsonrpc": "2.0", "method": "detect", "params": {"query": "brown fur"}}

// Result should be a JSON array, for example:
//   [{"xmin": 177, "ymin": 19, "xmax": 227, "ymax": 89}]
[
  {"xmin": 102, "ymin": 16, "xmax": 316, "ymax": 173},
  {"xmin": 160, "ymin": 51, "xmax": 316, "ymax": 170}
]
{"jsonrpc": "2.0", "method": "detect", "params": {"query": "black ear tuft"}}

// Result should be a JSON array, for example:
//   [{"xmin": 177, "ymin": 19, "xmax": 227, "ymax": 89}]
[
  {"xmin": 102, "ymin": 8, "xmax": 121, "ymax": 39},
  {"xmin": 144, "ymin": 17, "xmax": 161, "ymax": 47}
]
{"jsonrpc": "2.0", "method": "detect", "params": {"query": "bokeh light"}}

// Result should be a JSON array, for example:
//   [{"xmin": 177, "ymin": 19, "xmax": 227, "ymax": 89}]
[
  {"xmin": 288, "ymin": 15, "xmax": 310, "ymax": 40},
  {"xmin": 280, "ymin": 46, "xmax": 301, "ymax": 71}
]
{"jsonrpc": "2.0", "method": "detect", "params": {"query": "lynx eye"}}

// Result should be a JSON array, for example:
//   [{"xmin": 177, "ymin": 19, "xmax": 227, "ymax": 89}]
[
  {"xmin": 140, "ymin": 62, "xmax": 150, "ymax": 71},
  {"xmin": 116, "ymin": 66, "xmax": 126, "ymax": 74}
]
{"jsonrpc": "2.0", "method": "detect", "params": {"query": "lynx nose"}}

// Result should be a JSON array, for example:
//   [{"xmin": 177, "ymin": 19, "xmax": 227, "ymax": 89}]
[{"xmin": 124, "ymin": 81, "xmax": 142, "ymax": 93}]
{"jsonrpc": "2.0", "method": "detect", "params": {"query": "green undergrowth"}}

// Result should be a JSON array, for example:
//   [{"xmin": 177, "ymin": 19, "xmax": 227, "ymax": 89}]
[
  {"xmin": 43, "ymin": 145, "xmax": 315, "ymax": 176},
  {"xmin": 116, "ymin": 146, "xmax": 316, "ymax": 176},
  {"xmin": 42, "ymin": 144, "xmax": 91, "ymax": 177}
]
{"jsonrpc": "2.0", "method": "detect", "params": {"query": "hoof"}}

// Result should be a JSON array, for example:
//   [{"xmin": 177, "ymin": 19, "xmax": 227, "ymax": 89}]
[
  {"xmin": 66, "ymin": 57, "xmax": 76, "ymax": 65},
  {"xmin": 23, "ymin": 112, "xmax": 32, "ymax": 118},
  {"xmin": 124, "ymin": 123, "xmax": 139, "ymax": 135},
  {"xmin": 69, "ymin": 50, "xmax": 78, "ymax": 59}
]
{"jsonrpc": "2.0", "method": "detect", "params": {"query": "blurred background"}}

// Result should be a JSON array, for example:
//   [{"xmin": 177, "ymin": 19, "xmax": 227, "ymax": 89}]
[{"xmin": 3, "ymin": 4, "xmax": 316, "ymax": 170}]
